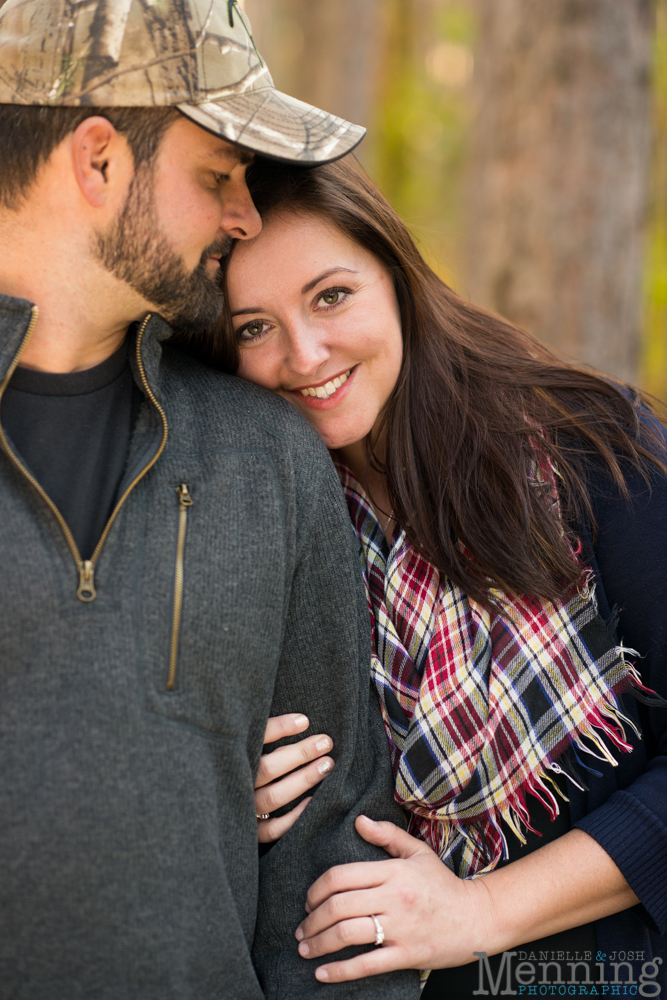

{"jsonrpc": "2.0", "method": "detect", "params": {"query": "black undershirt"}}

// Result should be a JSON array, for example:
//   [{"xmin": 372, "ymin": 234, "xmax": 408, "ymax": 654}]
[{"xmin": 1, "ymin": 340, "xmax": 141, "ymax": 560}]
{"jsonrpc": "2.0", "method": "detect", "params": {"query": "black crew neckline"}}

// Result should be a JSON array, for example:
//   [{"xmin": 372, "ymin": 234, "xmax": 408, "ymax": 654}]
[{"xmin": 9, "ymin": 339, "xmax": 129, "ymax": 397}]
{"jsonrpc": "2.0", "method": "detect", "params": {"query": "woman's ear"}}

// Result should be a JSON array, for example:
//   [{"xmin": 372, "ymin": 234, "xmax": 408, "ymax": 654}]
[{"xmin": 71, "ymin": 116, "xmax": 131, "ymax": 208}]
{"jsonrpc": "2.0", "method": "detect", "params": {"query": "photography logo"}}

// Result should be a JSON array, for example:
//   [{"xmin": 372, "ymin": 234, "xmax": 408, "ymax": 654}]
[{"xmin": 473, "ymin": 950, "xmax": 663, "ymax": 997}]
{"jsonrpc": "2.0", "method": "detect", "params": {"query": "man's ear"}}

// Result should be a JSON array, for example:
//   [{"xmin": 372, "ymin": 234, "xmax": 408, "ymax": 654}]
[{"xmin": 71, "ymin": 116, "xmax": 131, "ymax": 208}]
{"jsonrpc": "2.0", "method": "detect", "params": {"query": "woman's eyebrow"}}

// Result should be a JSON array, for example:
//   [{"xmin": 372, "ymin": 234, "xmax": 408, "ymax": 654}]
[
  {"xmin": 231, "ymin": 267, "xmax": 359, "ymax": 317},
  {"xmin": 301, "ymin": 267, "xmax": 358, "ymax": 294},
  {"xmin": 231, "ymin": 306, "xmax": 264, "ymax": 317}
]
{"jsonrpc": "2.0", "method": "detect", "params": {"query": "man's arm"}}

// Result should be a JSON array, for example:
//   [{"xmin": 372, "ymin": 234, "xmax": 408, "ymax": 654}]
[{"xmin": 251, "ymin": 445, "xmax": 420, "ymax": 999}]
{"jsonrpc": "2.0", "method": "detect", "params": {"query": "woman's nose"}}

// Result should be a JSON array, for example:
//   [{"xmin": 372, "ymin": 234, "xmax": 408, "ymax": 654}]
[{"xmin": 283, "ymin": 324, "xmax": 330, "ymax": 377}]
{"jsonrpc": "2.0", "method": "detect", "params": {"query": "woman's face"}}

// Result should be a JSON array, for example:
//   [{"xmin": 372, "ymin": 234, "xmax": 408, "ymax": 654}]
[{"xmin": 226, "ymin": 210, "xmax": 403, "ymax": 451}]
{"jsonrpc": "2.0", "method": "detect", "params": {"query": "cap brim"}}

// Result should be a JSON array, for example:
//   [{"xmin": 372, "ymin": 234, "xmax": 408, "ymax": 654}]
[{"xmin": 177, "ymin": 87, "xmax": 365, "ymax": 165}]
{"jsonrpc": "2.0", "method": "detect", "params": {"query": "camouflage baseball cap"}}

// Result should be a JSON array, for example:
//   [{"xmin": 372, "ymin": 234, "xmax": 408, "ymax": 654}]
[{"xmin": 0, "ymin": 0, "xmax": 365, "ymax": 164}]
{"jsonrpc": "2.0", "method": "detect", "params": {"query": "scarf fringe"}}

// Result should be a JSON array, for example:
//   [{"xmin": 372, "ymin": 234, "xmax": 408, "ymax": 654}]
[{"xmin": 405, "ymin": 679, "xmax": 639, "ymax": 878}]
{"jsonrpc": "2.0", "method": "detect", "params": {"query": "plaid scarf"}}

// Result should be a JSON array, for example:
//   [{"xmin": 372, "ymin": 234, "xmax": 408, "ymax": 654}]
[{"xmin": 334, "ymin": 457, "xmax": 645, "ymax": 879}]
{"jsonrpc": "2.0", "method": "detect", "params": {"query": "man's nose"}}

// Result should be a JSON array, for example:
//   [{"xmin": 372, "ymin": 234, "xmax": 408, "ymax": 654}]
[{"xmin": 220, "ymin": 175, "xmax": 262, "ymax": 241}]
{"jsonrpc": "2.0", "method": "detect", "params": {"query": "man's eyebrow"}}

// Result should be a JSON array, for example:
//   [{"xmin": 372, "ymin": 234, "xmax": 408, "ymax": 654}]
[
  {"xmin": 301, "ymin": 267, "xmax": 358, "ymax": 294},
  {"xmin": 206, "ymin": 145, "xmax": 254, "ymax": 166}
]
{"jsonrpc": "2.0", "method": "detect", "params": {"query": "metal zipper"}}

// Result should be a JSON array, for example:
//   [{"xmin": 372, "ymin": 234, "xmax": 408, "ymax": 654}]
[
  {"xmin": 166, "ymin": 483, "xmax": 193, "ymax": 692},
  {"xmin": 0, "ymin": 310, "xmax": 169, "ymax": 602},
  {"xmin": 84, "ymin": 315, "xmax": 168, "ymax": 600}
]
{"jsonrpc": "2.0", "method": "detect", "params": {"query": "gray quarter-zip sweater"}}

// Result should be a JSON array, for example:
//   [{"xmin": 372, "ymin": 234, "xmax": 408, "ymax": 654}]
[{"xmin": 0, "ymin": 295, "xmax": 419, "ymax": 1000}]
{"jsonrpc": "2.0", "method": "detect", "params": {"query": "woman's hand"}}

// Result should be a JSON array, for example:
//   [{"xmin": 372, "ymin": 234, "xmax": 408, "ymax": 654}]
[
  {"xmin": 255, "ymin": 714, "xmax": 335, "ymax": 843},
  {"xmin": 294, "ymin": 817, "xmax": 638, "ymax": 984},
  {"xmin": 294, "ymin": 816, "xmax": 489, "ymax": 981}
]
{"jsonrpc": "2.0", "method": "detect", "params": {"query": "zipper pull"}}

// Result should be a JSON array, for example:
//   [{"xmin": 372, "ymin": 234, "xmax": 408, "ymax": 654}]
[
  {"xmin": 176, "ymin": 483, "xmax": 193, "ymax": 508},
  {"xmin": 77, "ymin": 560, "xmax": 97, "ymax": 603}
]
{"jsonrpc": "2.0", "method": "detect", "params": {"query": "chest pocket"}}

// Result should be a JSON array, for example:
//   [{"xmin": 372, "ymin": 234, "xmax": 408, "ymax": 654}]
[{"xmin": 139, "ymin": 451, "xmax": 290, "ymax": 737}]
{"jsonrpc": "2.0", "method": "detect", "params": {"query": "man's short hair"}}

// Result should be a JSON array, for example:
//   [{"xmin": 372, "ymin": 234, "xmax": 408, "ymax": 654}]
[{"xmin": 0, "ymin": 105, "xmax": 182, "ymax": 209}]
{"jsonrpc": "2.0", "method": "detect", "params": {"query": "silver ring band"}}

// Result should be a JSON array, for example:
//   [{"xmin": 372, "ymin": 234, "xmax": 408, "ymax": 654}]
[{"xmin": 371, "ymin": 914, "xmax": 385, "ymax": 947}]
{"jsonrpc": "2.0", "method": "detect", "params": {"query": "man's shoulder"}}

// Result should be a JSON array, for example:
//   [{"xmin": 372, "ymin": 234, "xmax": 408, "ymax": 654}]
[{"xmin": 159, "ymin": 345, "xmax": 329, "ymax": 463}]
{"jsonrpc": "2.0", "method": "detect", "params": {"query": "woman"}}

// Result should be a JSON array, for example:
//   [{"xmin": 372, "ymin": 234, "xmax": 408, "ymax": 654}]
[{"xmin": 189, "ymin": 156, "xmax": 667, "ymax": 995}]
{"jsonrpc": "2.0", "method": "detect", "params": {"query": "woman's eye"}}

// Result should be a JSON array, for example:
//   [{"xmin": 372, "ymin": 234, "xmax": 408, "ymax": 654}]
[
  {"xmin": 238, "ymin": 319, "xmax": 271, "ymax": 342},
  {"xmin": 317, "ymin": 287, "xmax": 350, "ymax": 309}
]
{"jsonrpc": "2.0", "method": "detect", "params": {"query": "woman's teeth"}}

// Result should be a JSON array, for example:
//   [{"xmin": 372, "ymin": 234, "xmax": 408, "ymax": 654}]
[{"xmin": 299, "ymin": 370, "xmax": 351, "ymax": 399}]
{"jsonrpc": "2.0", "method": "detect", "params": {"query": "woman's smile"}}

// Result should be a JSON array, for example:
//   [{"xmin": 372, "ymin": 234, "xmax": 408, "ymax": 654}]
[
  {"xmin": 289, "ymin": 365, "xmax": 357, "ymax": 408},
  {"xmin": 225, "ymin": 211, "xmax": 403, "ymax": 452}
]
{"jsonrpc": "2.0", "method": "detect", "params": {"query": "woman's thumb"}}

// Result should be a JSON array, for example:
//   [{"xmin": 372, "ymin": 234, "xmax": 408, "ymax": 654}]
[{"xmin": 355, "ymin": 814, "xmax": 429, "ymax": 859}]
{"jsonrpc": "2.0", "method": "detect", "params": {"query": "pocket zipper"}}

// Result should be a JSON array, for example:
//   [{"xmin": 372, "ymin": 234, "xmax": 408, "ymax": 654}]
[{"xmin": 167, "ymin": 483, "xmax": 193, "ymax": 691}]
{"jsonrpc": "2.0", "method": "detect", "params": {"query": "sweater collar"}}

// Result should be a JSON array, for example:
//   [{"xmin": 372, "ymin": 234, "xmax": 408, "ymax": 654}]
[
  {"xmin": 0, "ymin": 294, "xmax": 173, "ymax": 403},
  {"xmin": 0, "ymin": 294, "xmax": 35, "ymax": 383}
]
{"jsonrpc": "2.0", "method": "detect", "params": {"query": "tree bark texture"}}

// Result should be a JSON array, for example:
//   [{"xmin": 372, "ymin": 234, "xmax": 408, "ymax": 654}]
[
  {"xmin": 465, "ymin": 0, "xmax": 653, "ymax": 382},
  {"xmin": 242, "ymin": 0, "xmax": 383, "ymax": 137}
]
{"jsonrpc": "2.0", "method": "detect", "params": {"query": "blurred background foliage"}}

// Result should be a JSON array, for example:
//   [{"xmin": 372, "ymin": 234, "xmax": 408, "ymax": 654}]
[
  {"xmin": 244, "ymin": 0, "xmax": 667, "ymax": 395},
  {"xmin": 645, "ymin": 0, "xmax": 667, "ymax": 396},
  {"xmin": 244, "ymin": 0, "xmax": 477, "ymax": 284}
]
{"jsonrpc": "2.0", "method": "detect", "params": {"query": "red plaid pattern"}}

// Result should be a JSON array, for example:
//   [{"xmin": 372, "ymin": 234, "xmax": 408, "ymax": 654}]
[{"xmin": 335, "ymin": 458, "xmax": 644, "ymax": 878}]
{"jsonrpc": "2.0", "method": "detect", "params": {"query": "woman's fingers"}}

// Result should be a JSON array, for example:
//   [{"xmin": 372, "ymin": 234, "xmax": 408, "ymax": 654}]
[
  {"xmin": 255, "ymin": 733, "xmax": 334, "ymax": 789},
  {"xmin": 354, "ymin": 815, "xmax": 434, "ymax": 860},
  {"xmin": 297, "ymin": 911, "xmax": 414, "ymax": 983},
  {"xmin": 254, "ymin": 715, "xmax": 335, "ymax": 844},
  {"xmin": 300, "ymin": 819, "xmax": 436, "ymax": 914},
  {"xmin": 313, "ymin": 947, "xmax": 409, "ymax": 984},
  {"xmin": 257, "ymin": 796, "xmax": 311, "ymax": 843},
  {"xmin": 298, "ymin": 914, "xmax": 381, "ymax": 958},
  {"xmin": 254, "ymin": 755, "xmax": 334, "ymax": 815},
  {"xmin": 298, "ymin": 889, "xmax": 386, "ymax": 947},
  {"xmin": 262, "ymin": 712, "xmax": 309, "ymax": 747},
  {"xmin": 302, "ymin": 820, "xmax": 431, "ymax": 913},
  {"xmin": 304, "ymin": 856, "xmax": 392, "ymax": 915},
  {"xmin": 296, "ymin": 834, "xmax": 492, "ymax": 979}
]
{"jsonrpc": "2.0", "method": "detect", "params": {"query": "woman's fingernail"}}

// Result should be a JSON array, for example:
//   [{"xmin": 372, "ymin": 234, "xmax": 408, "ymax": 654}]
[
  {"xmin": 299, "ymin": 941, "xmax": 310, "ymax": 957},
  {"xmin": 294, "ymin": 715, "xmax": 309, "ymax": 729},
  {"xmin": 318, "ymin": 759, "xmax": 333, "ymax": 775},
  {"xmin": 316, "ymin": 967, "xmax": 329, "ymax": 981},
  {"xmin": 360, "ymin": 814, "xmax": 377, "ymax": 825},
  {"xmin": 315, "ymin": 736, "xmax": 332, "ymax": 752},
  {"xmin": 295, "ymin": 926, "xmax": 304, "ymax": 941}
]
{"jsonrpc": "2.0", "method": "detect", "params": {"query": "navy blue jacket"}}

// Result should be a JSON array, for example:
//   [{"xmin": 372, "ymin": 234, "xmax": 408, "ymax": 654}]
[{"xmin": 573, "ymin": 443, "xmax": 667, "ymax": 987}]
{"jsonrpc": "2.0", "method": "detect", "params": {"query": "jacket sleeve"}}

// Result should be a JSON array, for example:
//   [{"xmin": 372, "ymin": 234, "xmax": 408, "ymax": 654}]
[
  {"xmin": 251, "ymin": 434, "xmax": 420, "ymax": 999},
  {"xmin": 573, "ymin": 438, "xmax": 667, "ymax": 934}
]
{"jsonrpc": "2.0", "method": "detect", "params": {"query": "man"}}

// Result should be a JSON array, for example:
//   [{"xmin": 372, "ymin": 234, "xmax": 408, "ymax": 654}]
[{"xmin": 0, "ymin": 1, "xmax": 420, "ymax": 997}]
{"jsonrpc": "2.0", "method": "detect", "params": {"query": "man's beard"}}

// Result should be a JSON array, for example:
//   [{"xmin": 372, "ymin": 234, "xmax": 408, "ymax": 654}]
[{"xmin": 94, "ymin": 165, "xmax": 232, "ymax": 335}]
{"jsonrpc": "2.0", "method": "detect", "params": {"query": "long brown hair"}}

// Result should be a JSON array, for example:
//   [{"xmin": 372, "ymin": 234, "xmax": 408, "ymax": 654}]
[{"xmin": 183, "ymin": 156, "xmax": 666, "ymax": 607}]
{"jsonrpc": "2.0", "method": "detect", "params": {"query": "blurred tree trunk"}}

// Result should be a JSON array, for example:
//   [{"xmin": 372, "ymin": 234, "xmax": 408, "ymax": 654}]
[
  {"xmin": 643, "ymin": 0, "xmax": 667, "ymax": 397},
  {"xmin": 465, "ymin": 0, "xmax": 653, "ymax": 382},
  {"xmin": 243, "ymin": 0, "xmax": 383, "ymax": 141}
]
